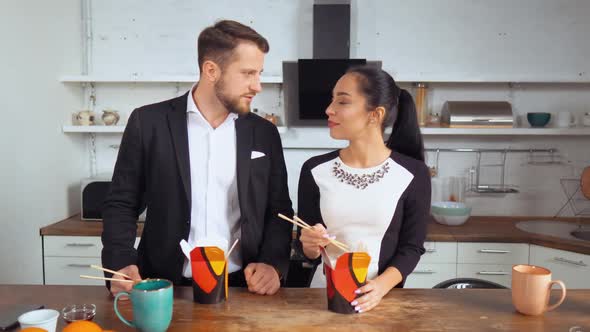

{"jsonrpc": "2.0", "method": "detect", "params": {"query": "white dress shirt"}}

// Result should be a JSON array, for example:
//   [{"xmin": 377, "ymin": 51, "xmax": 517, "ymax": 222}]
[{"xmin": 182, "ymin": 86, "xmax": 242, "ymax": 277}]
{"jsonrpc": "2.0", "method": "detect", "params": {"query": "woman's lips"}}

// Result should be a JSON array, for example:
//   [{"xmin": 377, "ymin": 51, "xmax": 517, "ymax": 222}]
[{"xmin": 328, "ymin": 120, "xmax": 339, "ymax": 128}]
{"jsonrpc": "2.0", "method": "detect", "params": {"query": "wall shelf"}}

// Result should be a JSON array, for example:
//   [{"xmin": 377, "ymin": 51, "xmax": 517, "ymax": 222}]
[
  {"xmin": 63, "ymin": 125, "xmax": 590, "ymax": 136},
  {"xmin": 420, "ymin": 127, "xmax": 590, "ymax": 136},
  {"xmin": 59, "ymin": 74, "xmax": 590, "ymax": 85},
  {"xmin": 392, "ymin": 77, "xmax": 590, "ymax": 84},
  {"xmin": 63, "ymin": 125, "xmax": 126, "ymax": 133},
  {"xmin": 59, "ymin": 75, "xmax": 283, "ymax": 84},
  {"xmin": 63, "ymin": 125, "xmax": 288, "ymax": 134}
]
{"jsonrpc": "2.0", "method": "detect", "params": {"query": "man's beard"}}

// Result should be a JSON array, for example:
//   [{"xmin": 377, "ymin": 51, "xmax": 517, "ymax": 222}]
[{"xmin": 214, "ymin": 77, "xmax": 249, "ymax": 115}]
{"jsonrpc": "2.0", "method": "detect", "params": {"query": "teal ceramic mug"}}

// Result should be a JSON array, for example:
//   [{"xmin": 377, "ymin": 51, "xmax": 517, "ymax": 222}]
[{"xmin": 114, "ymin": 279, "xmax": 173, "ymax": 332}]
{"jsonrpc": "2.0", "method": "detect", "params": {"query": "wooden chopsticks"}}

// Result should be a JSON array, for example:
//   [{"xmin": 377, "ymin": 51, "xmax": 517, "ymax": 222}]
[
  {"xmin": 277, "ymin": 213, "xmax": 349, "ymax": 252},
  {"xmin": 79, "ymin": 275, "xmax": 135, "ymax": 283},
  {"xmin": 79, "ymin": 265, "xmax": 142, "ymax": 283},
  {"xmin": 90, "ymin": 264, "xmax": 137, "ymax": 279}
]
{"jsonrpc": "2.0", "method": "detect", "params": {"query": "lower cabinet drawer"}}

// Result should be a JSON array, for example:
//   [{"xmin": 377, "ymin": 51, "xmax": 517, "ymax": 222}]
[
  {"xmin": 458, "ymin": 243, "xmax": 529, "ymax": 264},
  {"xmin": 44, "ymin": 257, "xmax": 103, "ymax": 286},
  {"xmin": 44, "ymin": 236, "xmax": 103, "ymax": 257},
  {"xmin": 421, "ymin": 242, "xmax": 458, "ymax": 264},
  {"xmin": 44, "ymin": 236, "xmax": 141, "ymax": 258},
  {"xmin": 456, "ymin": 264, "xmax": 512, "ymax": 288},
  {"xmin": 530, "ymin": 245, "xmax": 590, "ymax": 289},
  {"xmin": 405, "ymin": 263, "xmax": 456, "ymax": 289}
]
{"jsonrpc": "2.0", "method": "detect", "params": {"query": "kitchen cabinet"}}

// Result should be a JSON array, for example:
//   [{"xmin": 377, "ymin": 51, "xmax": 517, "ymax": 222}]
[
  {"xmin": 529, "ymin": 244, "xmax": 590, "ymax": 289},
  {"xmin": 43, "ymin": 235, "xmax": 140, "ymax": 285},
  {"xmin": 456, "ymin": 264, "xmax": 513, "ymax": 288},
  {"xmin": 456, "ymin": 242, "xmax": 529, "ymax": 288},
  {"xmin": 457, "ymin": 242, "xmax": 529, "ymax": 264},
  {"xmin": 405, "ymin": 242, "xmax": 457, "ymax": 288},
  {"xmin": 405, "ymin": 263, "xmax": 457, "ymax": 288}
]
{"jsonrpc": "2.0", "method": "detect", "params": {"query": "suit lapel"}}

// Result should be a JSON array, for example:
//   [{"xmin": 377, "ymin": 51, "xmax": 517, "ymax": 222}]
[
  {"xmin": 167, "ymin": 92, "xmax": 191, "ymax": 206},
  {"xmin": 235, "ymin": 113, "xmax": 253, "ymax": 210}
]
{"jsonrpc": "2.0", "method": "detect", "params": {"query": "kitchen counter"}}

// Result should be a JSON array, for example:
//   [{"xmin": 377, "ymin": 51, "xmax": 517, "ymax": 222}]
[
  {"xmin": 40, "ymin": 214, "xmax": 144, "ymax": 237},
  {"xmin": 429, "ymin": 216, "xmax": 590, "ymax": 255},
  {"xmin": 41, "ymin": 215, "xmax": 590, "ymax": 255},
  {"xmin": 1, "ymin": 285, "xmax": 588, "ymax": 331}
]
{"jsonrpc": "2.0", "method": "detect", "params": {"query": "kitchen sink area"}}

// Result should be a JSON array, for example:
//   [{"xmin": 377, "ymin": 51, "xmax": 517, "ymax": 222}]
[{"xmin": 516, "ymin": 220, "xmax": 590, "ymax": 242}]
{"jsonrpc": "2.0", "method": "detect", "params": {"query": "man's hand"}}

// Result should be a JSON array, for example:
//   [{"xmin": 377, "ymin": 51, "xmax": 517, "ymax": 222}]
[
  {"xmin": 109, "ymin": 264, "xmax": 142, "ymax": 298},
  {"xmin": 244, "ymin": 263, "xmax": 281, "ymax": 295}
]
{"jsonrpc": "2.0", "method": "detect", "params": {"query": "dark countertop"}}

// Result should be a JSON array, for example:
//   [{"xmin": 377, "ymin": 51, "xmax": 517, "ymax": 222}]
[
  {"xmin": 40, "ymin": 214, "xmax": 144, "ymax": 237},
  {"xmin": 41, "ymin": 215, "xmax": 590, "ymax": 255}
]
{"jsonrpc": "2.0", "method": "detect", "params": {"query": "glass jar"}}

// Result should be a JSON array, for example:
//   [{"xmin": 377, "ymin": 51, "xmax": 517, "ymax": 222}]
[
  {"xmin": 427, "ymin": 112, "xmax": 440, "ymax": 127},
  {"xmin": 412, "ymin": 83, "xmax": 428, "ymax": 127}
]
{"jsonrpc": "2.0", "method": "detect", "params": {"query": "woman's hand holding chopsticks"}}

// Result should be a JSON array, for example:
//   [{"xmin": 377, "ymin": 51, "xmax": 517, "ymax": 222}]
[{"xmin": 299, "ymin": 224, "xmax": 335, "ymax": 260}]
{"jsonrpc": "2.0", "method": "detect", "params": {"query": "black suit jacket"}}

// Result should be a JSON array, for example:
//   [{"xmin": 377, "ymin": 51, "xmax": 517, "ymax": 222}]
[{"xmin": 101, "ymin": 92, "xmax": 294, "ymax": 285}]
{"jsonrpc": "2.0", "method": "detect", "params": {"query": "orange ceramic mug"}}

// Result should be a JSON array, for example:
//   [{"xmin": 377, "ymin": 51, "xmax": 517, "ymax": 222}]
[{"xmin": 511, "ymin": 264, "xmax": 566, "ymax": 316}]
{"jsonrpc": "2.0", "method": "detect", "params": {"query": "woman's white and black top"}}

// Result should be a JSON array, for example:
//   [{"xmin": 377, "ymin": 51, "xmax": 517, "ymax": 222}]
[{"xmin": 295, "ymin": 150, "xmax": 431, "ymax": 288}]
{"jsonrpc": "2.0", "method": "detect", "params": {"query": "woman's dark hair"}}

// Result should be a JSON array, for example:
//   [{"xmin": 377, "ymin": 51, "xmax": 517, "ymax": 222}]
[{"xmin": 346, "ymin": 66, "xmax": 425, "ymax": 161}]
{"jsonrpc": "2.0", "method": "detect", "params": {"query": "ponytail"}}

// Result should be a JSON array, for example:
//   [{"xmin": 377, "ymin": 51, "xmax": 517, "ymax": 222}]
[
  {"xmin": 346, "ymin": 66, "xmax": 425, "ymax": 162},
  {"xmin": 386, "ymin": 89, "xmax": 425, "ymax": 161}
]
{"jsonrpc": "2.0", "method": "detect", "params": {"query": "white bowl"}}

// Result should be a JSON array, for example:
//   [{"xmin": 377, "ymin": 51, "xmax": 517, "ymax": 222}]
[
  {"xmin": 18, "ymin": 309, "xmax": 59, "ymax": 332},
  {"xmin": 432, "ymin": 213, "xmax": 470, "ymax": 226}
]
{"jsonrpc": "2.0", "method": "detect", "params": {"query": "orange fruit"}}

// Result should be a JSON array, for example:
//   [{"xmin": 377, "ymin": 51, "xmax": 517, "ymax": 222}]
[
  {"xmin": 20, "ymin": 328, "xmax": 47, "ymax": 332},
  {"xmin": 61, "ymin": 320, "xmax": 102, "ymax": 332}
]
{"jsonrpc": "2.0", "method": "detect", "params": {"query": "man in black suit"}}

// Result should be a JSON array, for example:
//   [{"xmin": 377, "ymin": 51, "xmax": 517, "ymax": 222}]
[{"xmin": 101, "ymin": 20, "xmax": 293, "ymax": 296}]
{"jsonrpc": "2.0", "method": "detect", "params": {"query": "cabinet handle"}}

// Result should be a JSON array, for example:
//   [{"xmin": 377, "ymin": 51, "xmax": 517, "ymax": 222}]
[
  {"xmin": 553, "ymin": 257, "xmax": 587, "ymax": 267},
  {"xmin": 413, "ymin": 270, "xmax": 436, "ymax": 274},
  {"xmin": 67, "ymin": 264, "xmax": 92, "ymax": 268},
  {"xmin": 478, "ymin": 249, "xmax": 510, "ymax": 254},
  {"xmin": 66, "ymin": 243, "xmax": 95, "ymax": 247},
  {"xmin": 477, "ymin": 271, "xmax": 509, "ymax": 275},
  {"xmin": 425, "ymin": 249, "xmax": 437, "ymax": 253}
]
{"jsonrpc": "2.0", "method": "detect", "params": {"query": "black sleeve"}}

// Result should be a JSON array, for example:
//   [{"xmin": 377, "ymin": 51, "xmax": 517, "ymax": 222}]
[
  {"xmin": 386, "ymin": 163, "xmax": 431, "ymax": 282},
  {"xmin": 101, "ymin": 109, "xmax": 144, "ymax": 277},
  {"xmin": 257, "ymin": 125, "xmax": 295, "ymax": 280},
  {"xmin": 293, "ymin": 160, "xmax": 324, "ymax": 265}
]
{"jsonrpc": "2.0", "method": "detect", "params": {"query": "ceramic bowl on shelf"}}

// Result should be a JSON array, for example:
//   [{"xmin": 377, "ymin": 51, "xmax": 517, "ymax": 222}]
[
  {"xmin": 527, "ymin": 112, "xmax": 551, "ymax": 127},
  {"xmin": 431, "ymin": 201, "xmax": 472, "ymax": 226}
]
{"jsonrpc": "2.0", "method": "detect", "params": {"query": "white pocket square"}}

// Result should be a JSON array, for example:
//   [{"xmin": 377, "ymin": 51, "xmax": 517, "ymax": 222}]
[{"xmin": 251, "ymin": 151, "xmax": 266, "ymax": 159}]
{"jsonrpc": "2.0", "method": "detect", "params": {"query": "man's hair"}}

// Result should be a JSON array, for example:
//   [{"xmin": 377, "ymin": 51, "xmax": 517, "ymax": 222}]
[{"xmin": 197, "ymin": 20, "xmax": 269, "ymax": 73}]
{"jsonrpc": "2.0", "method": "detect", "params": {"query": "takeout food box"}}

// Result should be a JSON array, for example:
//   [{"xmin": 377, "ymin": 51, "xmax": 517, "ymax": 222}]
[
  {"xmin": 180, "ymin": 238, "xmax": 230, "ymax": 304},
  {"xmin": 190, "ymin": 245, "xmax": 228, "ymax": 304},
  {"xmin": 320, "ymin": 247, "xmax": 371, "ymax": 314}
]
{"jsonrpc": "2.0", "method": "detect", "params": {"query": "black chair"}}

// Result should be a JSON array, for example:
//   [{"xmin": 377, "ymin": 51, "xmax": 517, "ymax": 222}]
[{"xmin": 433, "ymin": 278, "xmax": 508, "ymax": 289}]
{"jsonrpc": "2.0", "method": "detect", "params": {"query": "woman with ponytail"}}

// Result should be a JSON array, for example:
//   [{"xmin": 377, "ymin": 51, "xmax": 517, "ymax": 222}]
[{"xmin": 295, "ymin": 66, "xmax": 431, "ymax": 313}]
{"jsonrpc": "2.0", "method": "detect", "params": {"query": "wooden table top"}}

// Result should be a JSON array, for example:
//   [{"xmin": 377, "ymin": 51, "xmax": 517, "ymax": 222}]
[
  {"xmin": 41, "ymin": 215, "xmax": 590, "ymax": 255},
  {"xmin": 1, "ymin": 285, "xmax": 588, "ymax": 331}
]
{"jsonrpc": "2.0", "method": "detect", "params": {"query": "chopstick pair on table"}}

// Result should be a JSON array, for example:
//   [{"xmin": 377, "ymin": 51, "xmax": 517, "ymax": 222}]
[
  {"xmin": 80, "ymin": 265, "xmax": 141, "ymax": 283},
  {"xmin": 277, "ymin": 213, "xmax": 349, "ymax": 252}
]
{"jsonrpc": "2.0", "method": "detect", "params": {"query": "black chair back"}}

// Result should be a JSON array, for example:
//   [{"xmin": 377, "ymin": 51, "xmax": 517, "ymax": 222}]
[{"xmin": 433, "ymin": 278, "xmax": 508, "ymax": 289}]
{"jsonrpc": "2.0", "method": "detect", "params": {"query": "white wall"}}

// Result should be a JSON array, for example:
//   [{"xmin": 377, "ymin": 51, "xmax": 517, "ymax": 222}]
[
  {"xmin": 89, "ymin": 0, "xmax": 590, "ymax": 82},
  {"xmin": 83, "ymin": 0, "xmax": 590, "ymax": 217},
  {"xmin": 0, "ymin": 0, "xmax": 86, "ymax": 284}
]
